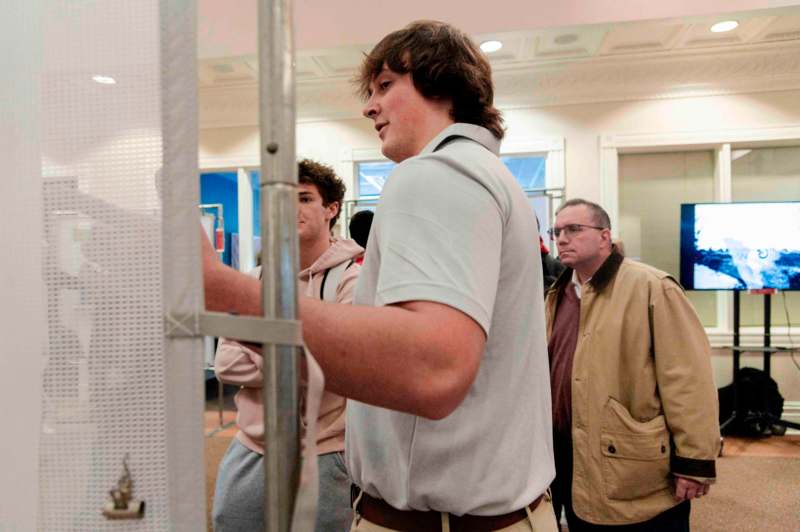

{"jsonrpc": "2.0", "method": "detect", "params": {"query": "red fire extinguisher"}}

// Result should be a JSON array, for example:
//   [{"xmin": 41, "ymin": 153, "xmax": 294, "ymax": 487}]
[{"xmin": 215, "ymin": 216, "xmax": 225, "ymax": 254}]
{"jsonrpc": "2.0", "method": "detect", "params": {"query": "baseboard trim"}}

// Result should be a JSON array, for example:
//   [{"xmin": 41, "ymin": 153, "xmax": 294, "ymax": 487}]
[{"xmin": 783, "ymin": 401, "xmax": 800, "ymax": 435}]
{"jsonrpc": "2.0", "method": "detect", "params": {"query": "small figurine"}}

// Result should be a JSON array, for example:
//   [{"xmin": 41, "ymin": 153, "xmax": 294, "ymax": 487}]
[{"xmin": 102, "ymin": 453, "xmax": 145, "ymax": 519}]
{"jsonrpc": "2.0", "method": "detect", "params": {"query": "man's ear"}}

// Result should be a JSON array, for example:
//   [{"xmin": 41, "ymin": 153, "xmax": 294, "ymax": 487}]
[
  {"xmin": 602, "ymin": 228, "xmax": 614, "ymax": 248},
  {"xmin": 327, "ymin": 201, "xmax": 340, "ymax": 221}
]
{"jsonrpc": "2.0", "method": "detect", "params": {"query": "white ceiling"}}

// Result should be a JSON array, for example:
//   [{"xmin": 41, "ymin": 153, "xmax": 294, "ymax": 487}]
[
  {"xmin": 197, "ymin": 0, "xmax": 799, "ymax": 57},
  {"xmin": 199, "ymin": 5, "xmax": 800, "ymax": 87},
  {"xmin": 196, "ymin": 3, "xmax": 800, "ymax": 125}
]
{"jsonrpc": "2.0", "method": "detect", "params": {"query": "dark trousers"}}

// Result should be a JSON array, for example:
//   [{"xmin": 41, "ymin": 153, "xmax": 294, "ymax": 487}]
[{"xmin": 551, "ymin": 431, "xmax": 690, "ymax": 532}]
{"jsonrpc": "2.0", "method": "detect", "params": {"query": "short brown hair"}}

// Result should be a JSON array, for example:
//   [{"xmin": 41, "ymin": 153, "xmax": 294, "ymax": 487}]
[
  {"xmin": 356, "ymin": 20, "xmax": 505, "ymax": 139},
  {"xmin": 556, "ymin": 198, "xmax": 611, "ymax": 231},
  {"xmin": 298, "ymin": 159, "xmax": 346, "ymax": 229}
]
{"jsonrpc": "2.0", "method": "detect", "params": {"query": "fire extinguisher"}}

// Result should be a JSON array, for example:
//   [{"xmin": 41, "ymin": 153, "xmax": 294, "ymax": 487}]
[{"xmin": 215, "ymin": 216, "xmax": 225, "ymax": 254}]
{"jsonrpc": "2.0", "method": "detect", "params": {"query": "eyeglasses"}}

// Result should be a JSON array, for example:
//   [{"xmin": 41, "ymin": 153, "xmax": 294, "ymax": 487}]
[{"xmin": 547, "ymin": 223, "xmax": 607, "ymax": 239}]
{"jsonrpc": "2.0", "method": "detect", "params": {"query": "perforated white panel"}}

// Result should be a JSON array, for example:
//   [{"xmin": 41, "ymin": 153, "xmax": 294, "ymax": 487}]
[
  {"xmin": 0, "ymin": 2, "xmax": 45, "ymax": 529},
  {"xmin": 38, "ymin": 1, "xmax": 171, "ymax": 529}
]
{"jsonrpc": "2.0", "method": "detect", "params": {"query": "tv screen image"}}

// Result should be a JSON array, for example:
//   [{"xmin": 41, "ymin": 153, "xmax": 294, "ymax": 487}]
[{"xmin": 680, "ymin": 202, "xmax": 800, "ymax": 291}]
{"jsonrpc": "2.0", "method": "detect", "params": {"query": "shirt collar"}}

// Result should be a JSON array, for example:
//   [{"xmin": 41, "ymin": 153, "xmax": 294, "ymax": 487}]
[
  {"xmin": 418, "ymin": 123, "xmax": 501, "ymax": 157},
  {"xmin": 571, "ymin": 270, "xmax": 581, "ymax": 299},
  {"xmin": 571, "ymin": 270, "xmax": 587, "ymax": 299}
]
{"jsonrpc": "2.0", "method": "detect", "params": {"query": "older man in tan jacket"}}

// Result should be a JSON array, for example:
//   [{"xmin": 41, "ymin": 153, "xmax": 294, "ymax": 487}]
[{"xmin": 545, "ymin": 198, "xmax": 720, "ymax": 531}]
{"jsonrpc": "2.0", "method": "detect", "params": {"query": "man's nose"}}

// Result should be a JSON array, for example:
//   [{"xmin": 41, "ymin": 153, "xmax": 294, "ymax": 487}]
[{"xmin": 362, "ymin": 97, "xmax": 378, "ymax": 119}]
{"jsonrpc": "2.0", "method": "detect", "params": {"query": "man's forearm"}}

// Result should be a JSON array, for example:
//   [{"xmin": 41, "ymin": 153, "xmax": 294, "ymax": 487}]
[
  {"xmin": 299, "ymin": 297, "xmax": 483, "ymax": 420},
  {"xmin": 200, "ymin": 228, "xmax": 483, "ymax": 419}
]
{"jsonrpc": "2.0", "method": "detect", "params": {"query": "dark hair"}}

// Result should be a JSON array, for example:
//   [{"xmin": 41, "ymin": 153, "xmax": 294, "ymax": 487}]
[
  {"xmin": 556, "ymin": 198, "xmax": 611, "ymax": 231},
  {"xmin": 356, "ymin": 20, "xmax": 505, "ymax": 139},
  {"xmin": 348, "ymin": 210, "xmax": 374, "ymax": 248},
  {"xmin": 298, "ymin": 158, "xmax": 346, "ymax": 229}
]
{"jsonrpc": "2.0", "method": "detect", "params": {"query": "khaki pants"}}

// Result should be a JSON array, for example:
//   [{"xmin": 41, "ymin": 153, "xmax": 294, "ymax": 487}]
[{"xmin": 350, "ymin": 493, "xmax": 558, "ymax": 532}]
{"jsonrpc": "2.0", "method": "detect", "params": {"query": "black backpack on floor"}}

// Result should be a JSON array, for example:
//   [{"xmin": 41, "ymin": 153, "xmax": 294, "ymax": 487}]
[{"xmin": 718, "ymin": 367, "xmax": 786, "ymax": 437}]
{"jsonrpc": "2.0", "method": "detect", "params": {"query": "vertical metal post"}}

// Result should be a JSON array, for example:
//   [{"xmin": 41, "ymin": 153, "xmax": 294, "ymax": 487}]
[
  {"xmin": 733, "ymin": 290, "xmax": 740, "ymax": 380},
  {"xmin": 258, "ymin": 0, "xmax": 300, "ymax": 531},
  {"xmin": 763, "ymin": 293, "xmax": 771, "ymax": 375}
]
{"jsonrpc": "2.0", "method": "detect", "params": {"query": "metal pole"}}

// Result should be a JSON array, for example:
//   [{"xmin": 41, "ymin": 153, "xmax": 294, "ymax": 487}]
[
  {"xmin": 258, "ymin": 0, "xmax": 300, "ymax": 531},
  {"xmin": 763, "ymin": 293, "xmax": 771, "ymax": 375}
]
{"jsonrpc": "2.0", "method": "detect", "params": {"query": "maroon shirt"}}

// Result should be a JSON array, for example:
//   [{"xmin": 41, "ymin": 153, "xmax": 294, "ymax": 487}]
[{"xmin": 548, "ymin": 283, "xmax": 580, "ymax": 434}]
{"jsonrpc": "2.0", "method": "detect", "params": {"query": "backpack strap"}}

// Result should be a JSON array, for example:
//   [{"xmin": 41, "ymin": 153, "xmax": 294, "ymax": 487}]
[{"xmin": 319, "ymin": 259, "xmax": 355, "ymax": 302}]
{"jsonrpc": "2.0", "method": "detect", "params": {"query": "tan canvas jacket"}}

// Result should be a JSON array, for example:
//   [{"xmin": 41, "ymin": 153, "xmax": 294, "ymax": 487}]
[{"xmin": 545, "ymin": 249, "xmax": 720, "ymax": 525}]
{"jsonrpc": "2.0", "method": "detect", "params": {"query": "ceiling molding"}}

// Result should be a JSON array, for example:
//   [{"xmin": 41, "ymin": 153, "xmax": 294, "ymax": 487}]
[
  {"xmin": 493, "ymin": 42, "xmax": 800, "ymax": 108},
  {"xmin": 197, "ymin": 1, "xmax": 800, "ymax": 56},
  {"xmin": 199, "ymin": 10, "xmax": 800, "ymax": 126},
  {"xmin": 200, "ymin": 41, "xmax": 800, "ymax": 128}
]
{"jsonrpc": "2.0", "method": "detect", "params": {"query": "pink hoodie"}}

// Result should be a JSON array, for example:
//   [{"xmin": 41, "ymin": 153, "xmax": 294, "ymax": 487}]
[{"xmin": 214, "ymin": 238, "xmax": 363, "ymax": 455}]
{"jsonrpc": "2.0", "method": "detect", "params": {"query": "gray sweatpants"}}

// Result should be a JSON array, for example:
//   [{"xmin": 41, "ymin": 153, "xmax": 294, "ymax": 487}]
[{"xmin": 213, "ymin": 438, "xmax": 353, "ymax": 532}]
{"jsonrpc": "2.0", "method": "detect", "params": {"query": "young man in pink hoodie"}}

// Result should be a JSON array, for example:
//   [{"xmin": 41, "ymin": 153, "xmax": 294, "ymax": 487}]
[{"xmin": 211, "ymin": 159, "xmax": 362, "ymax": 532}]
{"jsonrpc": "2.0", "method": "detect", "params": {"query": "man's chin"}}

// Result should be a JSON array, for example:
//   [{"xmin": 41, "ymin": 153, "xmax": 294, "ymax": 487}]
[
  {"xmin": 558, "ymin": 257, "xmax": 575, "ymax": 268},
  {"xmin": 380, "ymin": 145, "xmax": 399, "ymax": 163},
  {"xmin": 381, "ymin": 142, "xmax": 412, "ymax": 163}
]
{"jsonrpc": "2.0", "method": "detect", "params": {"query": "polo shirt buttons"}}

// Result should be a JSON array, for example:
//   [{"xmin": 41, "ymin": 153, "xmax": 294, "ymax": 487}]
[
  {"xmin": 661, "ymin": 445, "xmax": 667, "ymax": 454},
  {"xmin": 608, "ymin": 444, "xmax": 616, "ymax": 454}
]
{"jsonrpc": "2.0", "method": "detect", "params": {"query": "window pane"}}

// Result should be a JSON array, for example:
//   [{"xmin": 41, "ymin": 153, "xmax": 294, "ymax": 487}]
[
  {"xmin": 356, "ymin": 155, "xmax": 548, "ymax": 198},
  {"xmin": 501, "ymin": 155, "xmax": 546, "ymax": 190},
  {"xmin": 732, "ymin": 146, "xmax": 800, "ymax": 327},
  {"xmin": 618, "ymin": 151, "xmax": 717, "ymax": 326},
  {"xmin": 357, "ymin": 161, "xmax": 395, "ymax": 197},
  {"xmin": 528, "ymin": 194, "xmax": 551, "ymax": 242}
]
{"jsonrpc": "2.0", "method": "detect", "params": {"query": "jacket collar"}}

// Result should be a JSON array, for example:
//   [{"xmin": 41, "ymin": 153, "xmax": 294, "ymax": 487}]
[
  {"xmin": 587, "ymin": 246, "xmax": 625, "ymax": 293},
  {"xmin": 549, "ymin": 245, "xmax": 624, "ymax": 298}
]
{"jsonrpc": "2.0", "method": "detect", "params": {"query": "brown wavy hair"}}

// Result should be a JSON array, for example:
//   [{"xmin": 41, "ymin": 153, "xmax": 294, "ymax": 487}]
[
  {"xmin": 356, "ymin": 20, "xmax": 505, "ymax": 139},
  {"xmin": 298, "ymin": 158, "xmax": 346, "ymax": 229}
]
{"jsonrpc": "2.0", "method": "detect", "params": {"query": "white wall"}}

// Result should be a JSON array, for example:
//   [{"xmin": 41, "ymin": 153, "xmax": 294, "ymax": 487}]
[
  {"xmin": 201, "ymin": 89, "xmax": 800, "ymax": 199},
  {"xmin": 200, "ymin": 119, "xmax": 376, "ymax": 201},
  {"xmin": 502, "ymin": 89, "xmax": 800, "ymax": 199}
]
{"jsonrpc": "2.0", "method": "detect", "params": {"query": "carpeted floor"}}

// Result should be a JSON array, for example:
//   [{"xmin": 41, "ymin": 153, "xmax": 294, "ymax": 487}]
[
  {"xmin": 690, "ymin": 455, "xmax": 800, "ymax": 531},
  {"xmin": 205, "ymin": 435, "xmax": 799, "ymax": 531}
]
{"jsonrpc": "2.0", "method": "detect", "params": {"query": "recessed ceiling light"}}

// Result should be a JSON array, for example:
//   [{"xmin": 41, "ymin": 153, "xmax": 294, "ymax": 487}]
[
  {"xmin": 710, "ymin": 20, "xmax": 739, "ymax": 33},
  {"xmin": 92, "ymin": 75, "xmax": 116, "ymax": 85},
  {"xmin": 480, "ymin": 40, "xmax": 503, "ymax": 53},
  {"xmin": 554, "ymin": 33, "xmax": 579, "ymax": 45}
]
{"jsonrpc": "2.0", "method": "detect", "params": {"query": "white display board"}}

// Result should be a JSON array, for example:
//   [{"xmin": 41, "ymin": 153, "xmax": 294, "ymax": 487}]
[{"xmin": 1, "ymin": 1, "xmax": 204, "ymax": 529}]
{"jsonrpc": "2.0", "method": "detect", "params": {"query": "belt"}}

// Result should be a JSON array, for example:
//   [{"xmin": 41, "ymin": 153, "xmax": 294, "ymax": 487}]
[{"xmin": 352, "ymin": 486, "xmax": 544, "ymax": 532}]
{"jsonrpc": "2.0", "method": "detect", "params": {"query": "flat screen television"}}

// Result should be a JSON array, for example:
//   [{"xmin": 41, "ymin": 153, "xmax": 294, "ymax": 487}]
[{"xmin": 680, "ymin": 201, "xmax": 800, "ymax": 291}]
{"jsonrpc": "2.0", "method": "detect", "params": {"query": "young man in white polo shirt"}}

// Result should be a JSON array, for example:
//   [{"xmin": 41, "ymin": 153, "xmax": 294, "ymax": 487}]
[{"xmin": 202, "ymin": 20, "xmax": 556, "ymax": 531}]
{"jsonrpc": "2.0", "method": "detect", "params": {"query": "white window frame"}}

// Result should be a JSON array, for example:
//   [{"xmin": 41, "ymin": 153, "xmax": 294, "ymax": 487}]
[
  {"xmin": 341, "ymin": 136, "xmax": 566, "ymax": 224},
  {"xmin": 600, "ymin": 124, "xmax": 800, "ymax": 346},
  {"xmin": 342, "ymin": 136, "xmax": 565, "ymax": 191}
]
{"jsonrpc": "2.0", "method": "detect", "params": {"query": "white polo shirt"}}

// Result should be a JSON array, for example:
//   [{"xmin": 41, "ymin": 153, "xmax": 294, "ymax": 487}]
[{"xmin": 346, "ymin": 123, "xmax": 554, "ymax": 516}]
